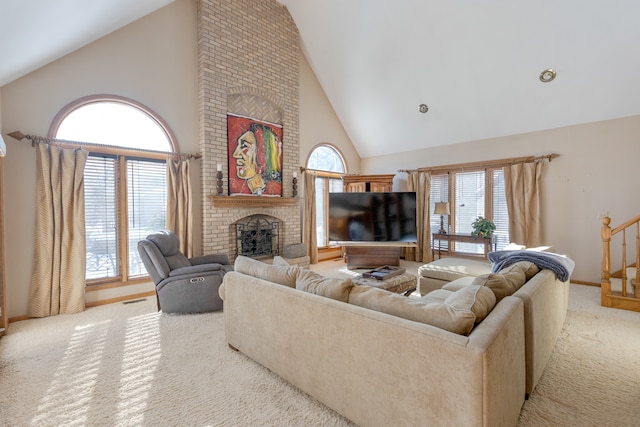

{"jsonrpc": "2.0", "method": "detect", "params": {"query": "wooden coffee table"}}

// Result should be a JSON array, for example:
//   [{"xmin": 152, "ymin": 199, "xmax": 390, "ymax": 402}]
[{"xmin": 353, "ymin": 271, "xmax": 417, "ymax": 296}]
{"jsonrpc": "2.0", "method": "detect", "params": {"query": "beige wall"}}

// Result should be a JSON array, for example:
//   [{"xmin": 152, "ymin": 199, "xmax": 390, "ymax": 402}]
[
  {"xmin": 0, "ymin": 0, "xmax": 360, "ymax": 319},
  {"xmin": 298, "ymin": 51, "xmax": 360, "ymax": 172},
  {"xmin": 0, "ymin": 0, "xmax": 199, "ymax": 318},
  {"xmin": 362, "ymin": 115, "xmax": 640, "ymax": 283},
  {"xmin": 2, "ymin": 0, "xmax": 622, "ymax": 318}
]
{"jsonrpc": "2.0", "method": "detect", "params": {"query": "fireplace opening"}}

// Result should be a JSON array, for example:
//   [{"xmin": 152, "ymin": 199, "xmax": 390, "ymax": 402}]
[{"xmin": 236, "ymin": 215, "xmax": 279, "ymax": 259}]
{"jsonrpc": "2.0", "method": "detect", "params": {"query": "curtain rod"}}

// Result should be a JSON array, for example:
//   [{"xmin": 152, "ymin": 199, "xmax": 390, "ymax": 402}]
[
  {"xmin": 299, "ymin": 166, "xmax": 344, "ymax": 178},
  {"xmin": 397, "ymin": 153, "xmax": 559, "ymax": 174},
  {"xmin": 7, "ymin": 130, "xmax": 202, "ymax": 160}
]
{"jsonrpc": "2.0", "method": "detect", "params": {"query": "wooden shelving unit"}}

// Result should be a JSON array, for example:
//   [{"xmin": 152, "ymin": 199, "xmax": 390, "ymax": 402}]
[{"xmin": 342, "ymin": 173, "xmax": 394, "ymax": 192}]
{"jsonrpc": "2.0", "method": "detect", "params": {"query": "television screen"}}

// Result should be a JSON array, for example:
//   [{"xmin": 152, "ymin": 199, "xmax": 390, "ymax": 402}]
[{"xmin": 328, "ymin": 192, "xmax": 417, "ymax": 242}]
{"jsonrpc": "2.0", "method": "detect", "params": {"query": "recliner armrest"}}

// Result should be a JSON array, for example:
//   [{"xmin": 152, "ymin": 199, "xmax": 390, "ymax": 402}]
[
  {"xmin": 169, "ymin": 263, "xmax": 223, "ymax": 277},
  {"xmin": 190, "ymin": 254, "xmax": 230, "ymax": 266}
]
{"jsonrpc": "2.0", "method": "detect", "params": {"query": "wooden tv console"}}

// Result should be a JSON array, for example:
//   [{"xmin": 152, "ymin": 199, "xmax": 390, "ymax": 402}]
[{"xmin": 343, "ymin": 243, "xmax": 415, "ymax": 270}]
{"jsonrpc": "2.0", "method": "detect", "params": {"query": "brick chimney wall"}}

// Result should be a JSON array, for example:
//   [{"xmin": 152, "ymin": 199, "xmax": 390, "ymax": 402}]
[{"xmin": 197, "ymin": 0, "xmax": 301, "ymax": 260}]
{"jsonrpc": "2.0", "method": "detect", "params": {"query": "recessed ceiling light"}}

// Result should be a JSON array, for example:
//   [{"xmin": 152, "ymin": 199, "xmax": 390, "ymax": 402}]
[
  {"xmin": 419, "ymin": 104, "xmax": 429, "ymax": 113},
  {"xmin": 539, "ymin": 69, "xmax": 556, "ymax": 83}
]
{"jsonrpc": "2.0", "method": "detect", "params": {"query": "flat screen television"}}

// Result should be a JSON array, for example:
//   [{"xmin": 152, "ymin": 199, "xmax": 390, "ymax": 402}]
[{"xmin": 328, "ymin": 192, "xmax": 417, "ymax": 243}]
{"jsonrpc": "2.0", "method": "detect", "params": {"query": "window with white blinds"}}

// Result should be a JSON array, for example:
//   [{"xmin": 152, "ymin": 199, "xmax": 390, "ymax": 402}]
[
  {"xmin": 429, "ymin": 167, "xmax": 511, "ymax": 255},
  {"xmin": 429, "ymin": 174, "xmax": 449, "ymax": 250},
  {"xmin": 85, "ymin": 156, "xmax": 119, "ymax": 280},
  {"xmin": 314, "ymin": 175, "xmax": 344, "ymax": 247},
  {"xmin": 84, "ymin": 156, "xmax": 168, "ymax": 280},
  {"xmin": 492, "ymin": 169, "xmax": 510, "ymax": 250},
  {"xmin": 455, "ymin": 171, "xmax": 486, "ymax": 254},
  {"xmin": 53, "ymin": 95, "xmax": 175, "ymax": 287},
  {"xmin": 127, "ymin": 159, "xmax": 167, "ymax": 277},
  {"xmin": 307, "ymin": 144, "xmax": 347, "ymax": 248}
]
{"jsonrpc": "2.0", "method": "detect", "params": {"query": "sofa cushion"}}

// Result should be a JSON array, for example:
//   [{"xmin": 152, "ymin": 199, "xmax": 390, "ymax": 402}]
[
  {"xmin": 272, "ymin": 256, "xmax": 291, "ymax": 267},
  {"xmin": 421, "ymin": 289, "xmax": 453, "ymax": 304},
  {"xmin": 349, "ymin": 285, "xmax": 496, "ymax": 335},
  {"xmin": 441, "ymin": 276, "xmax": 476, "ymax": 292},
  {"xmin": 296, "ymin": 269, "xmax": 353, "ymax": 302},
  {"xmin": 499, "ymin": 261, "xmax": 539, "ymax": 281},
  {"xmin": 233, "ymin": 255, "xmax": 299, "ymax": 288},
  {"xmin": 418, "ymin": 257, "xmax": 492, "ymax": 282},
  {"xmin": 472, "ymin": 269, "xmax": 526, "ymax": 302}
]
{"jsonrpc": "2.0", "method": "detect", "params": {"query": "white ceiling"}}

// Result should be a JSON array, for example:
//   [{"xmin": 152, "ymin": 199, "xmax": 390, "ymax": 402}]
[
  {"xmin": 2, "ymin": 1, "xmax": 640, "ymax": 158},
  {"xmin": 280, "ymin": 0, "xmax": 640, "ymax": 157}
]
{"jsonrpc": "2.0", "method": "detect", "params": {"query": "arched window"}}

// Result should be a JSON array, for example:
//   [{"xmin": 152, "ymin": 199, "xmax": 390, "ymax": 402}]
[
  {"xmin": 306, "ymin": 144, "xmax": 346, "ymax": 247},
  {"xmin": 51, "ymin": 95, "xmax": 176, "ymax": 285},
  {"xmin": 307, "ymin": 144, "xmax": 346, "ymax": 173}
]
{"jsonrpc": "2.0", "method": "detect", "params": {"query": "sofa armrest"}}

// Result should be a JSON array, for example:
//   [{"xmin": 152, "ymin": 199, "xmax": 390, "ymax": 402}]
[
  {"xmin": 467, "ymin": 296, "xmax": 526, "ymax": 427},
  {"xmin": 190, "ymin": 254, "xmax": 230, "ymax": 266},
  {"xmin": 513, "ymin": 269, "xmax": 569, "ymax": 395},
  {"xmin": 169, "ymin": 263, "xmax": 223, "ymax": 277}
]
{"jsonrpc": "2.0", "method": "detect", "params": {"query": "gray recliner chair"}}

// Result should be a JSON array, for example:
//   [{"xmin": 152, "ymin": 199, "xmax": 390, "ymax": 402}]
[{"xmin": 137, "ymin": 230, "xmax": 232, "ymax": 314}]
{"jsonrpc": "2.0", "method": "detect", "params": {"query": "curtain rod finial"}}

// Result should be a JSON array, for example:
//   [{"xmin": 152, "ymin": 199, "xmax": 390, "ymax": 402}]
[{"xmin": 8, "ymin": 131, "xmax": 26, "ymax": 141}]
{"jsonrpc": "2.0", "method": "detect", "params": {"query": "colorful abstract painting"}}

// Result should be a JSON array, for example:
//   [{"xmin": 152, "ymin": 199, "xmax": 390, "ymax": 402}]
[{"xmin": 227, "ymin": 114, "xmax": 283, "ymax": 196}]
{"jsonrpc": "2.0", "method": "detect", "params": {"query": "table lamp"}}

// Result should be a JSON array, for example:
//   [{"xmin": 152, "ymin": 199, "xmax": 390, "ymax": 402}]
[{"xmin": 434, "ymin": 202, "xmax": 450, "ymax": 234}]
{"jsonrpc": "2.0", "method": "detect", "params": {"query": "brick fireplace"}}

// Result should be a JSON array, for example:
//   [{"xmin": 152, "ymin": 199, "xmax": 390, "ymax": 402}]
[
  {"xmin": 197, "ymin": 0, "xmax": 301, "ymax": 261},
  {"xmin": 236, "ymin": 214, "xmax": 280, "ymax": 259}
]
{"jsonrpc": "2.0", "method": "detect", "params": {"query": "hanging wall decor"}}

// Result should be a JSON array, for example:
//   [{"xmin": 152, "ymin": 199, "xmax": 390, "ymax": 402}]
[{"xmin": 227, "ymin": 114, "xmax": 283, "ymax": 196}]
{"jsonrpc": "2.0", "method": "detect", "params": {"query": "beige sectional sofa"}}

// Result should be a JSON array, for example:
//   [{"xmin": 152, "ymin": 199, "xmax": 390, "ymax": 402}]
[
  {"xmin": 221, "ymin": 256, "xmax": 549, "ymax": 427},
  {"xmin": 220, "ymin": 255, "xmax": 570, "ymax": 426},
  {"xmin": 430, "ymin": 265, "xmax": 569, "ymax": 396}
]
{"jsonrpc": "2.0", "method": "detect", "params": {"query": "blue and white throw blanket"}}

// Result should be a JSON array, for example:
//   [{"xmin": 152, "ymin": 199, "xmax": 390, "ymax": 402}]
[{"xmin": 488, "ymin": 250, "xmax": 575, "ymax": 282}]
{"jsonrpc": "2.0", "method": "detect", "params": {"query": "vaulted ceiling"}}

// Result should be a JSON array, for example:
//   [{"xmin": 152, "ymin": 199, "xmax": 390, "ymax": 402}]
[
  {"xmin": 0, "ymin": 0, "xmax": 175, "ymax": 87},
  {"xmin": 2, "ymin": 0, "xmax": 640, "ymax": 158},
  {"xmin": 280, "ymin": 0, "xmax": 640, "ymax": 157}
]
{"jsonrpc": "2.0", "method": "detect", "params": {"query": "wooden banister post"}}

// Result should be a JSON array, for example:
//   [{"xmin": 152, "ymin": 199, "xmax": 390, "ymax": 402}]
[
  {"xmin": 622, "ymin": 231, "xmax": 627, "ymax": 297},
  {"xmin": 601, "ymin": 217, "xmax": 612, "ymax": 307}
]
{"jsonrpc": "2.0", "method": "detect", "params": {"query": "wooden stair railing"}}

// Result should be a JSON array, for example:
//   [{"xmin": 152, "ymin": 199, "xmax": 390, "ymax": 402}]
[{"xmin": 601, "ymin": 215, "xmax": 640, "ymax": 312}]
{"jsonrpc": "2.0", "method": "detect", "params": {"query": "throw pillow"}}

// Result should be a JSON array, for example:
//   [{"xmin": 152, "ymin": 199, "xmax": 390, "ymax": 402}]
[
  {"xmin": 296, "ymin": 269, "xmax": 353, "ymax": 302},
  {"xmin": 234, "ymin": 255, "xmax": 299, "ymax": 288},
  {"xmin": 498, "ymin": 260, "xmax": 539, "ymax": 281},
  {"xmin": 444, "ymin": 284, "xmax": 496, "ymax": 325},
  {"xmin": 472, "ymin": 269, "xmax": 526, "ymax": 301},
  {"xmin": 441, "ymin": 276, "xmax": 476, "ymax": 292}
]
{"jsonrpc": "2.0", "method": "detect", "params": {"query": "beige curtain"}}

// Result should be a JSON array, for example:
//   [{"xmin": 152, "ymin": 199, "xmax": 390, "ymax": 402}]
[
  {"xmin": 407, "ymin": 170, "xmax": 432, "ymax": 263},
  {"xmin": 29, "ymin": 144, "xmax": 88, "ymax": 317},
  {"xmin": 303, "ymin": 171, "xmax": 318, "ymax": 264},
  {"xmin": 504, "ymin": 161, "xmax": 543, "ymax": 247},
  {"xmin": 166, "ymin": 158, "xmax": 193, "ymax": 257}
]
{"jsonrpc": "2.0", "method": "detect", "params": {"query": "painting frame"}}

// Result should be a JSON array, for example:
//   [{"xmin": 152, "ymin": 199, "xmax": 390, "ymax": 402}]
[{"xmin": 227, "ymin": 114, "xmax": 283, "ymax": 197}]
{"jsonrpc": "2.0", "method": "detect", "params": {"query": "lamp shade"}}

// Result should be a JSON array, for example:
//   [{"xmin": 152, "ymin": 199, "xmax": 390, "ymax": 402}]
[{"xmin": 434, "ymin": 202, "xmax": 450, "ymax": 215}]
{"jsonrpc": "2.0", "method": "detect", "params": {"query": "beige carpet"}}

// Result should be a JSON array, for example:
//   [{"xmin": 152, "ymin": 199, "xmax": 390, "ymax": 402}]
[{"xmin": 1, "ymin": 277, "xmax": 639, "ymax": 426}]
